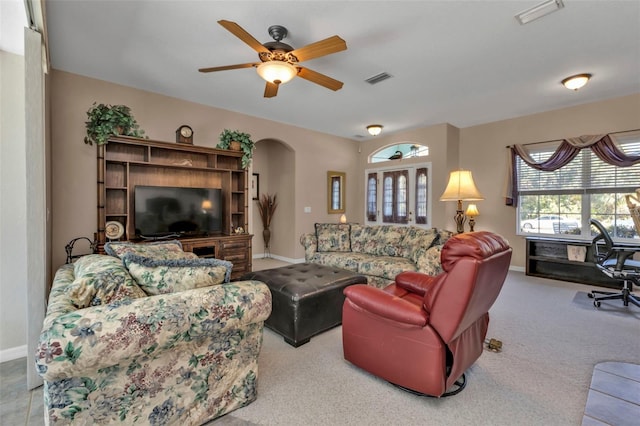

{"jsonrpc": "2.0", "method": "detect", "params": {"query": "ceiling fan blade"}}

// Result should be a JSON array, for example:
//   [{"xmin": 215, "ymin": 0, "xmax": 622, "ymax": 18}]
[
  {"xmin": 218, "ymin": 20, "xmax": 270, "ymax": 54},
  {"xmin": 198, "ymin": 63, "xmax": 258, "ymax": 73},
  {"xmin": 297, "ymin": 67, "xmax": 344, "ymax": 91},
  {"xmin": 290, "ymin": 35, "xmax": 347, "ymax": 62},
  {"xmin": 264, "ymin": 81, "xmax": 279, "ymax": 98}
]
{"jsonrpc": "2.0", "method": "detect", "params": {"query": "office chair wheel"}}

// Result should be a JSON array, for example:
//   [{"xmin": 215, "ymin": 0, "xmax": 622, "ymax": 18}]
[
  {"xmin": 594, "ymin": 300, "xmax": 601, "ymax": 308},
  {"xmin": 588, "ymin": 292, "xmax": 595, "ymax": 299}
]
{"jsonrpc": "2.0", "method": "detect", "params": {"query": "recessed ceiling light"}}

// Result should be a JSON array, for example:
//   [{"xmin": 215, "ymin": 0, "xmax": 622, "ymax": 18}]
[
  {"xmin": 515, "ymin": 0, "xmax": 564, "ymax": 25},
  {"xmin": 562, "ymin": 73, "xmax": 592, "ymax": 91}
]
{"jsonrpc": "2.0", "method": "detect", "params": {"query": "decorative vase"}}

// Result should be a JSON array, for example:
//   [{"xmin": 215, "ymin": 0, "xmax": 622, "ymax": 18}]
[
  {"xmin": 263, "ymin": 228, "xmax": 271, "ymax": 258},
  {"xmin": 229, "ymin": 140, "xmax": 242, "ymax": 151}
]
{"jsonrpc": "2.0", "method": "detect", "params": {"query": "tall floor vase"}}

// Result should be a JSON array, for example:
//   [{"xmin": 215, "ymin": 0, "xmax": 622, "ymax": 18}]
[{"xmin": 263, "ymin": 228, "xmax": 271, "ymax": 258}]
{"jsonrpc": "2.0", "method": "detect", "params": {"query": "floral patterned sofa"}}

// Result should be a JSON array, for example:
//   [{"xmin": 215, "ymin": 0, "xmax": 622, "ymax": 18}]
[
  {"xmin": 36, "ymin": 240, "xmax": 272, "ymax": 425},
  {"xmin": 300, "ymin": 224, "xmax": 454, "ymax": 288}
]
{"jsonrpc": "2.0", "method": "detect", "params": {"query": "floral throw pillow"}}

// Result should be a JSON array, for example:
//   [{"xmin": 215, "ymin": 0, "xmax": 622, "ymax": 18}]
[
  {"xmin": 350, "ymin": 225, "xmax": 384, "ymax": 254},
  {"xmin": 416, "ymin": 244, "xmax": 445, "ymax": 276},
  {"xmin": 401, "ymin": 227, "xmax": 438, "ymax": 262},
  {"xmin": 315, "ymin": 223, "xmax": 351, "ymax": 252},
  {"xmin": 70, "ymin": 254, "xmax": 147, "ymax": 308},
  {"xmin": 122, "ymin": 254, "xmax": 233, "ymax": 295},
  {"xmin": 434, "ymin": 228, "xmax": 455, "ymax": 246},
  {"xmin": 104, "ymin": 240, "xmax": 197, "ymax": 260}
]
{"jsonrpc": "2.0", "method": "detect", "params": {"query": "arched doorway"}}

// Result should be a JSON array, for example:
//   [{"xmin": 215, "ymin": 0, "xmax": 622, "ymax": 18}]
[{"xmin": 251, "ymin": 138, "xmax": 295, "ymax": 259}]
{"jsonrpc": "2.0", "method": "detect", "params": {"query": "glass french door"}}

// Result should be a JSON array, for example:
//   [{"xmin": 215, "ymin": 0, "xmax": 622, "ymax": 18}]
[{"xmin": 365, "ymin": 164, "xmax": 431, "ymax": 227}]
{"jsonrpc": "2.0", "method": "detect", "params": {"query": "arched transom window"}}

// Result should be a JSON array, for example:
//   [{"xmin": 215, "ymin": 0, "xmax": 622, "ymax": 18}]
[{"xmin": 370, "ymin": 143, "xmax": 429, "ymax": 163}]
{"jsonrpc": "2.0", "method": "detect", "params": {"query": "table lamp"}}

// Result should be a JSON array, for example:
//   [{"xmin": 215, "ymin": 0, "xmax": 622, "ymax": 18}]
[
  {"xmin": 440, "ymin": 170, "xmax": 484, "ymax": 233},
  {"xmin": 465, "ymin": 204, "xmax": 479, "ymax": 232}
]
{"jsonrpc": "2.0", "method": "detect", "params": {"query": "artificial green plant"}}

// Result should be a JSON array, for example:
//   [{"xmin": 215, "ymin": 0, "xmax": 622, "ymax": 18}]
[
  {"xmin": 217, "ymin": 129, "xmax": 255, "ymax": 168},
  {"xmin": 84, "ymin": 102, "xmax": 146, "ymax": 145}
]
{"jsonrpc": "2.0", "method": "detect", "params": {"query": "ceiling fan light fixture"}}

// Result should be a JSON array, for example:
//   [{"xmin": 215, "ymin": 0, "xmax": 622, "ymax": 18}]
[
  {"xmin": 367, "ymin": 124, "xmax": 383, "ymax": 136},
  {"xmin": 257, "ymin": 61, "xmax": 297, "ymax": 84},
  {"xmin": 561, "ymin": 73, "xmax": 592, "ymax": 91}
]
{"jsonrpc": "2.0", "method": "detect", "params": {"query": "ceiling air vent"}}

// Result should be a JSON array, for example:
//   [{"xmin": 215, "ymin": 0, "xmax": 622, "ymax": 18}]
[{"xmin": 365, "ymin": 72, "xmax": 393, "ymax": 85}]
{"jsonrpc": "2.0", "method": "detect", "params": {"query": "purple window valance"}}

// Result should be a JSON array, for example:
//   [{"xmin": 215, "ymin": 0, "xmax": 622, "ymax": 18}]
[{"xmin": 506, "ymin": 133, "xmax": 640, "ymax": 206}]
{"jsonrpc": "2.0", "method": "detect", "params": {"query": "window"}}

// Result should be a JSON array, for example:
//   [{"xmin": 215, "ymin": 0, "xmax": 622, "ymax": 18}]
[
  {"xmin": 415, "ymin": 168, "xmax": 428, "ymax": 224},
  {"xmin": 370, "ymin": 143, "xmax": 429, "ymax": 163},
  {"xmin": 517, "ymin": 136, "xmax": 640, "ymax": 240},
  {"xmin": 331, "ymin": 177, "xmax": 341, "ymax": 210},
  {"xmin": 382, "ymin": 171, "xmax": 409, "ymax": 223},
  {"xmin": 366, "ymin": 172, "xmax": 377, "ymax": 221},
  {"xmin": 365, "ymin": 164, "xmax": 431, "ymax": 226}
]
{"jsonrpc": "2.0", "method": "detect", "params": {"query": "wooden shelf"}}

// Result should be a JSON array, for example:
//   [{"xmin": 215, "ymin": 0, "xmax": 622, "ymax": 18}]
[
  {"xmin": 526, "ymin": 237, "xmax": 621, "ymax": 289},
  {"xmin": 97, "ymin": 136, "xmax": 251, "ymax": 275},
  {"xmin": 181, "ymin": 234, "xmax": 252, "ymax": 280}
]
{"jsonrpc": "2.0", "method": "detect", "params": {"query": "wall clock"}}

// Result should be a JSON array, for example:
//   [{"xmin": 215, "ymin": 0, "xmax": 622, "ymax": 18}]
[{"xmin": 176, "ymin": 125, "xmax": 194, "ymax": 144}]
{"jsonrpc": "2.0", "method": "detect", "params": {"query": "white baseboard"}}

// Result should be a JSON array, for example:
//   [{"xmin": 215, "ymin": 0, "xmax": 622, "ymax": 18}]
[
  {"xmin": 509, "ymin": 265, "xmax": 525, "ymax": 272},
  {"xmin": 252, "ymin": 253, "xmax": 305, "ymax": 264},
  {"xmin": 0, "ymin": 345, "xmax": 27, "ymax": 363}
]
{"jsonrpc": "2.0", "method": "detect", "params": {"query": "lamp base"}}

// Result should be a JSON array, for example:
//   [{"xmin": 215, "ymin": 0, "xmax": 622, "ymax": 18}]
[
  {"xmin": 468, "ymin": 218, "xmax": 476, "ymax": 232},
  {"xmin": 454, "ymin": 207, "xmax": 466, "ymax": 234}
]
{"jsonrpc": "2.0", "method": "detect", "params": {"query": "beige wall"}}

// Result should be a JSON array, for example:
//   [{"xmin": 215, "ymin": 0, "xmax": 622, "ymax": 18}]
[
  {"xmin": 50, "ymin": 72, "xmax": 638, "ymax": 272},
  {"xmin": 355, "ymin": 95, "xmax": 639, "ymax": 268},
  {"xmin": 50, "ymin": 70, "xmax": 359, "ymax": 269},
  {"xmin": 0, "ymin": 51, "xmax": 28, "ymax": 356},
  {"xmin": 460, "ymin": 94, "xmax": 640, "ymax": 267},
  {"xmin": 356, "ymin": 123, "xmax": 457, "ymax": 229},
  {"xmin": 2, "ymin": 63, "xmax": 636, "ymax": 359},
  {"xmin": 251, "ymin": 139, "xmax": 296, "ymax": 259}
]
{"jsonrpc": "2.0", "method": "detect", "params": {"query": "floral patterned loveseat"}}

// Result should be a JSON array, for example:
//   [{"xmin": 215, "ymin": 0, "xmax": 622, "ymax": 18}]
[
  {"xmin": 300, "ymin": 224, "xmax": 454, "ymax": 288},
  {"xmin": 36, "ymin": 240, "xmax": 272, "ymax": 425}
]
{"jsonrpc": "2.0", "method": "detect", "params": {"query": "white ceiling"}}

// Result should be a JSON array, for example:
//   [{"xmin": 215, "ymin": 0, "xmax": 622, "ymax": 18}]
[
  {"xmin": 45, "ymin": 0, "xmax": 640, "ymax": 140},
  {"xmin": 0, "ymin": 0, "xmax": 27, "ymax": 55}
]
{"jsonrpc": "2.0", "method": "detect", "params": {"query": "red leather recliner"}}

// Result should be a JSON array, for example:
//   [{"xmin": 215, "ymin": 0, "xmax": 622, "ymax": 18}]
[{"xmin": 342, "ymin": 231, "xmax": 512, "ymax": 397}]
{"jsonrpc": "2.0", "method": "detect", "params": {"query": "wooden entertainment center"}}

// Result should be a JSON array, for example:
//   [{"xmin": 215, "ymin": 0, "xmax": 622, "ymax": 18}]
[{"xmin": 96, "ymin": 136, "xmax": 252, "ymax": 279}]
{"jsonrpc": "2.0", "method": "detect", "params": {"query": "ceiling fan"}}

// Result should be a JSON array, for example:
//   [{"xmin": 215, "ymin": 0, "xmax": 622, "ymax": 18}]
[{"xmin": 199, "ymin": 20, "xmax": 347, "ymax": 98}]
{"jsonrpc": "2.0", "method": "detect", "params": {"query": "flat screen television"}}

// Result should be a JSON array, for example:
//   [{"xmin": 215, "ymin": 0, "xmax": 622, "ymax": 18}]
[{"xmin": 134, "ymin": 185, "xmax": 222, "ymax": 238}]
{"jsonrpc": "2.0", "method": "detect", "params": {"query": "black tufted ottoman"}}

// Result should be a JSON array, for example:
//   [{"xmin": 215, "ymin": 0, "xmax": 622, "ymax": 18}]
[{"xmin": 239, "ymin": 263, "xmax": 368, "ymax": 347}]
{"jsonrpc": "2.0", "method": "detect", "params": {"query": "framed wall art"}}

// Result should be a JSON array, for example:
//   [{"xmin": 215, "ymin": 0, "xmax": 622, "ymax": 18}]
[{"xmin": 252, "ymin": 173, "xmax": 260, "ymax": 200}]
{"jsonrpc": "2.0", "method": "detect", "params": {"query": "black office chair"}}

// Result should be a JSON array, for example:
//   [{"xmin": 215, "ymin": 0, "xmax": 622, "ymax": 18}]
[{"xmin": 588, "ymin": 219, "xmax": 640, "ymax": 308}]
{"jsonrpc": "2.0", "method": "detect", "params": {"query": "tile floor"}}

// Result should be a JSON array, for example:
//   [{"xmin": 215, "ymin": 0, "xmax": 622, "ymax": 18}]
[
  {"xmin": 0, "ymin": 257, "xmax": 289, "ymax": 425},
  {"xmin": 0, "ymin": 357, "xmax": 43, "ymax": 425},
  {"xmin": 582, "ymin": 361, "xmax": 640, "ymax": 425}
]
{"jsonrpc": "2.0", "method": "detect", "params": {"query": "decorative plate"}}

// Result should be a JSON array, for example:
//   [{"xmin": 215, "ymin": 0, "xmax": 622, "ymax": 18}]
[{"xmin": 105, "ymin": 221, "xmax": 125, "ymax": 240}]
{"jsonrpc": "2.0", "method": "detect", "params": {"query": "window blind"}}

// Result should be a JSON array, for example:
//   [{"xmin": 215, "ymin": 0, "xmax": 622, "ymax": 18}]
[{"xmin": 518, "ymin": 139, "xmax": 640, "ymax": 194}]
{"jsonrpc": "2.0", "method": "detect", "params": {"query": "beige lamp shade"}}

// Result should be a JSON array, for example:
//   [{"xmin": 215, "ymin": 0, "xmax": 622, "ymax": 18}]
[
  {"xmin": 440, "ymin": 170, "xmax": 484, "ymax": 201},
  {"xmin": 340, "ymin": 214, "xmax": 347, "ymax": 223},
  {"xmin": 465, "ymin": 204, "xmax": 479, "ymax": 217}
]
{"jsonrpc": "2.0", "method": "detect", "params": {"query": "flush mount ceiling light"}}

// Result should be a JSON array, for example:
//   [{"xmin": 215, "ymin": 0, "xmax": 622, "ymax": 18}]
[
  {"xmin": 515, "ymin": 0, "xmax": 564, "ymax": 25},
  {"xmin": 256, "ymin": 61, "xmax": 298, "ymax": 85},
  {"xmin": 367, "ymin": 124, "xmax": 383, "ymax": 136},
  {"xmin": 562, "ymin": 73, "xmax": 592, "ymax": 91}
]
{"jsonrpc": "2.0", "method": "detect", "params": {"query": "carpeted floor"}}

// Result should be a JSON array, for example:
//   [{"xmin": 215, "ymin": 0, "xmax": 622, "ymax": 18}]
[
  {"xmin": 5, "ymin": 263, "xmax": 635, "ymax": 425},
  {"xmin": 210, "ymin": 270, "xmax": 639, "ymax": 426},
  {"xmin": 572, "ymin": 291, "xmax": 640, "ymax": 319}
]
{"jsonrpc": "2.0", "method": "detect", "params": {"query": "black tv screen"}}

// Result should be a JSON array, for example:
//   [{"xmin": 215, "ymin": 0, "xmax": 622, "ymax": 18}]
[{"xmin": 134, "ymin": 186, "xmax": 222, "ymax": 238}]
